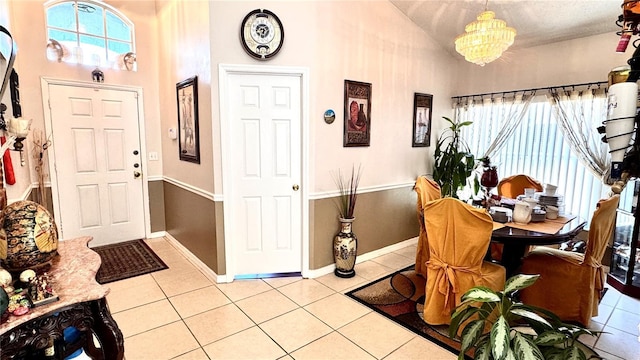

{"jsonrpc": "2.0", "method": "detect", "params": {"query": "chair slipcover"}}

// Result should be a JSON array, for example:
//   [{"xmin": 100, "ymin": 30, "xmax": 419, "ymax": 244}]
[
  {"xmin": 519, "ymin": 195, "xmax": 620, "ymax": 326},
  {"xmin": 497, "ymin": 174, "xmax": 543, "ymax": 199},
  {"xmin": 492, "ymin": 174, "xmax": 544, "ymax": 260},
  {"xmin": 414, "ymin": 176, "xmax": 442, "ymax": 277},
  {"xmin": 423, "ymin": 198, "xmax": 506, "ymax": 325}
]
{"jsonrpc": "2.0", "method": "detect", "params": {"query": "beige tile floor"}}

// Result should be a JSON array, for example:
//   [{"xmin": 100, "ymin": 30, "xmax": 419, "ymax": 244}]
[{"xmin": 105, "ymin": 237, "xmax": 640, "ymax": 360}]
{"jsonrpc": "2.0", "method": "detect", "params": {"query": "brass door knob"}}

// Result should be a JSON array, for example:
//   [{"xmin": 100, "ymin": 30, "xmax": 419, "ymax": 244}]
[
  {"xmin": 134, "ymin": 171, "xmax": 141, "ymax": 178},
  {"xmin": 293, "ymin": 184, "xmax": 299, "ymax": 191}
]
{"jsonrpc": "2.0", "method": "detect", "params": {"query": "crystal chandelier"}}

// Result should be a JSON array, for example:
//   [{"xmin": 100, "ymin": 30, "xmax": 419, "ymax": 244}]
[{"xmin": 454, "ymin": 1, "xmax": 516, "ymax": 66}]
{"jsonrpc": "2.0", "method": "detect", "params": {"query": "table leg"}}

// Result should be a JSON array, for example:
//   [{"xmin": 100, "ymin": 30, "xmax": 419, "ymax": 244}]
[
  {"xmin": 90, "ymin": 298, "xmax": 124, "ymax": 360},
  {"xmin": 501, "ymin": 242, "xmax": 528, "ymax": 278}
]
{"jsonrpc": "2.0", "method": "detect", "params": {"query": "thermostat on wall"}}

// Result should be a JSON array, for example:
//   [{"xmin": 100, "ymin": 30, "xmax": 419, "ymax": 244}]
[{"xmin": 168, "ymin": 127, "xmax": 177, "ymax": 140}]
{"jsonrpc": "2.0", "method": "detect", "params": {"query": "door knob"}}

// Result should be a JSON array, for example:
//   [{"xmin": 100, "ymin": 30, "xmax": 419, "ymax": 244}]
[
  {"xmin": 292, "ymin": 184, "xmax": 299, "ymax": 191},
  {"xmin": 134, "ymin": 171, "xmax": 141, "ymax": 178}
]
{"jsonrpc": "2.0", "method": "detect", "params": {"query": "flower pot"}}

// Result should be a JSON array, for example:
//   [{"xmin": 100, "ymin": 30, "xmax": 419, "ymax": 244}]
[{"xmin": 334, "ymin": 217, "xmax": 357, "ymax": 278}]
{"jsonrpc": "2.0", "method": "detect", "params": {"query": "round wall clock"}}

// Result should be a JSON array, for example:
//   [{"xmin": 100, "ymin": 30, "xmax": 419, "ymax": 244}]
[{"xmin": 240, "ymin": 9, "xmax": 284, "ymax": 60}]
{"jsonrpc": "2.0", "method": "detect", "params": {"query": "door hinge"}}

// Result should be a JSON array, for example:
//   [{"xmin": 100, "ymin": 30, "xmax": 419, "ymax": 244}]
[{"xmin": 47, "ymin": 98, "xmax": 51, "ymax": 109}]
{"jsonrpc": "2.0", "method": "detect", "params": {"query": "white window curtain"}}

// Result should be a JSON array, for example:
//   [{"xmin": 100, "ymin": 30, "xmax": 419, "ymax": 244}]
[
  {"xmin": 457, "ymin": 91, "xmax": 613, "ymax": 228},
  {"xmin": 454, "ymin": 92, "xmax": 534, "ymax": 162},
  {"xmin": 548, "ymin": 87, "xmax": 611, "ymax": 183}
]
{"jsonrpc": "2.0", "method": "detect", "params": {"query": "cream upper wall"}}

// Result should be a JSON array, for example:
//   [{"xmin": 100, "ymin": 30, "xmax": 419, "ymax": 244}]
[
  {"xmin": 206, "ymin": 1, "xmax": 457, "ymax": 194},
  {"xmin": 453, "ymin": 33, "xmax": 626, "ymax": 95},
  {"xmin": 156, "ymin": 0, "xmax": 213, "ymax": 194},
  {"xmin": 4, "ymin": 0, "xmax": 163, "ymax": 197}
]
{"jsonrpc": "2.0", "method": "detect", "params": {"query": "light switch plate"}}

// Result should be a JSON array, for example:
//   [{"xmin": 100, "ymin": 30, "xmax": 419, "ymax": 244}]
[{"xmin": 149, "ymin": 152, "xmax": 159, "ymax": 161}]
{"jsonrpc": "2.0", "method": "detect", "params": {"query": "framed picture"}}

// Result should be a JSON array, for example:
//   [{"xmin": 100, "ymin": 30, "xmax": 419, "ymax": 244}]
[
  {"xmin": 412, "ymin": 93, "xmax": 433, "ymax": 147},
  {"xmin": 176, "ymin": 76, "xmax": 200, "ymax": 163},
  {"xmin": 344, "ymin": 80, "xmax": 371, "ymax": 147}
]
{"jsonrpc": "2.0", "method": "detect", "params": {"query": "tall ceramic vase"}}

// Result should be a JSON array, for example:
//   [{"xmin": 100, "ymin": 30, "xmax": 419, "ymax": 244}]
[{"xmin": 334, "ymin": 217, "xmax": 357, "ymax": 278}]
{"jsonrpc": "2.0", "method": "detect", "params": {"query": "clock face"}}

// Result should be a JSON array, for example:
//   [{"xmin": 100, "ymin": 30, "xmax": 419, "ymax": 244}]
[{"xmin": 241, "ymin": 9, "xmax": 284, "ymax": 60}]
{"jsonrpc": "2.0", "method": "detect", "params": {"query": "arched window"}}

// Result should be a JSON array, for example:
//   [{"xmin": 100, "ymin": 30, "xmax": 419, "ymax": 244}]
[{"xmin": 44, "ymin": 0, "xmax": 136, "ymax": 70}]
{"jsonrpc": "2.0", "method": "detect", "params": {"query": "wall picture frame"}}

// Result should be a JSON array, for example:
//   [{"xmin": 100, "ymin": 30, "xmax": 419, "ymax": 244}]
[
  {"xmin": 344, "ymin": 80, "xmax": 371, "ymax": 147},
  {"xmin": 176, "ymin": 76, "xmax": 200, "ymax": 163},
  {"xmin": 412, "ymin": 93, "xmax": 433, "ymax": 147}
]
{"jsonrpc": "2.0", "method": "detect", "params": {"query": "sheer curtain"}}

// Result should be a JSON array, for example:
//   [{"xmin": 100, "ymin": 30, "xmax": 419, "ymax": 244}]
[
  {"xmin": 455, "ymin": 92, "xmax": 534, "ymax": 162},
  {"xmin": 548, "ymin": 88, "xmax": 610, "ymax": 182}
]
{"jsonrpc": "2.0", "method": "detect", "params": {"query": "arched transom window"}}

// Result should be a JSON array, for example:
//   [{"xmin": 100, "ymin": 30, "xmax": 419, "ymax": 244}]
[{"xmin": 44, "ymin": 0, "xmax": 136, "ymax": 70}]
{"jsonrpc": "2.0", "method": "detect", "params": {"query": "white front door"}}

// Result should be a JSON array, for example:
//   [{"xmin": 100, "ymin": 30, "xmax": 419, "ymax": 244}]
[
  {"xmin": 45, "ymin": 83, "xmax": 145, "ymax": 246},
  {"xmin": 225, "ymin": 72, "xmax": 303, "ymax": 277}
]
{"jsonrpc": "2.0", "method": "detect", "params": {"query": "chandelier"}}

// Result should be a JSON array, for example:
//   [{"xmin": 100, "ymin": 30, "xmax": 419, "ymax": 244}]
[{"xmin": 454, "ymin": 1, "xmax": 516, "ymax": 66}]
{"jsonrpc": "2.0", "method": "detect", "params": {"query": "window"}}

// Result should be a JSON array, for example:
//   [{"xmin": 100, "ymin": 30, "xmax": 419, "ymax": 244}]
[
  {"xmin": 459, "ymin": 95, "xmax": 626, "ymax": 228},
  {"xmin": 44, "ymin": 0, "xmax": 135, "ymax": 70}
]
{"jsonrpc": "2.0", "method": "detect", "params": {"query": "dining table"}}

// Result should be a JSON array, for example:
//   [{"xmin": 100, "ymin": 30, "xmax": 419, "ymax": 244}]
[{"xmin": 490, "ymin": 214, "xmax": 587, "ymax": 277}]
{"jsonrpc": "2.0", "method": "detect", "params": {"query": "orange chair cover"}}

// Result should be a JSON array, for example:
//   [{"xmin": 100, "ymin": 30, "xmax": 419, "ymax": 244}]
[
  {"xmin": 497, "ymin": 174, "xmax": 543, "ymax": 199},
  {"xmin": 422, "ymin": 198, "xmax": 506, "ymax": 325},
  {"xmin": 519, "ymin": 195, "xmax": 619, "ymax": 326},
  {"xmin": 414, "ymin": 176, "xmax": 442, "ymax": 277}
]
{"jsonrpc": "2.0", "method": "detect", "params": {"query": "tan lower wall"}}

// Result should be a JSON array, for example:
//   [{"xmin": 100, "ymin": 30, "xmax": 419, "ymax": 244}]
[
  {"xmin": 311, "ymin": 185, "xmax": 419, "ymax": 270},
  {"xmin": 163, "ymin": 182, "xmax": 219, "ymax": 273},
  {"xmin": 148, "ymin": 180, "xmax": 166, "ymax": 233}
]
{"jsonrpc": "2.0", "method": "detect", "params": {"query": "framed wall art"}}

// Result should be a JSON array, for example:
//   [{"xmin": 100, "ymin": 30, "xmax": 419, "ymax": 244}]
[
  {"xmin": 176, "ymin": 76, "xmax": 200, "ymax": 163},
  {"xmin": 412, "ymin": 93, "xmax": 433, "ymax": 147},
  {"xmin": 344, "ymin": 80, "xmax": 371, "ymax": 147}
]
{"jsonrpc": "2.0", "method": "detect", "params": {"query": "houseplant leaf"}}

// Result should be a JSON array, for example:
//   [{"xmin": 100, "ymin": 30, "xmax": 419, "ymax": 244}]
[
  {"xmin": 474, "ymin": 339, "xmax": 491, "ymax": 360},
  {"xmin": 449, "ymin": 304, "xmax": 484, "ymax": 338},
  {"xmin": 504, "ymin": 274, "xmax": 540, "ymax": 294},
  {"xmin": 564, "ymin": 345, "xmax": 587, "ymax": 360},
  {"xmin": 460, "ymin": 319, "xmax": 486, "ymax": 354},
  {"xmin": 490, "ymin": 315, "xmax": 511, "ymax": 360},
  {"xmin": 533, "ymin": 331, "xmax": 566, "ymax": 346},
  {"xmin": 512, "ymin": 332, "xmax": 544, "ymax": 360},
  {"xmin": 510, "ymin": 307, "xmax": 552, "ymax": 328},
  {"xmin": 461, "ymin": 286, "xmax": 501, "ymax": 302}
]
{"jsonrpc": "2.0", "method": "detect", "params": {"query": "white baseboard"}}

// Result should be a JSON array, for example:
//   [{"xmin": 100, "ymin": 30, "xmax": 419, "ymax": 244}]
[{"xmin": 306, "ymin": 237, "xmax": 418, "ymax": 278}]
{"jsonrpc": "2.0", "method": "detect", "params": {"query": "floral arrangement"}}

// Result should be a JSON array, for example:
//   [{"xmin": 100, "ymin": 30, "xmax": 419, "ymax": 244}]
[{"xmin": 333, "ymin": 165, "xmax": 362, "ymax": 219}]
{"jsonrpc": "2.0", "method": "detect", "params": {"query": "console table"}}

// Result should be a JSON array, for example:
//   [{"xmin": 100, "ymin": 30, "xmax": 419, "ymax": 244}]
[{"xmin": 0, "ymin": 237, "xmax": 124, "ymax": 359}]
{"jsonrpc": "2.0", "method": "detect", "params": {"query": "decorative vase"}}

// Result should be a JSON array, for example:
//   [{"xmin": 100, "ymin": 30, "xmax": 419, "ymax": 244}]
[
  {"xmin": 333, "ymin": 217, "xmax": 357, "ymax": 278},
  {"xmin": 0, "ymin": 200, "xmax": 59, "ymax": 272}
]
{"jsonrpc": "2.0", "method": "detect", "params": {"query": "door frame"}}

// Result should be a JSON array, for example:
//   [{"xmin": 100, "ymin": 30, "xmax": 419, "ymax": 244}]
[
  {"xmin": 40, "ymin": 77, "xmax": 151, "ymax": 241},
  {"xmin": 218, "ymin": 64, "xmax": 310, "ymax": 282}
]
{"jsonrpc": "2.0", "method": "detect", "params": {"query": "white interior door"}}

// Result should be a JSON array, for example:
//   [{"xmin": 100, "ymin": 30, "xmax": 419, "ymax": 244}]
[
  {"xmin": 226, "ymin": 73, "xmax": 302, "ymax": 276},
  {"xmin": 46, "ymin": 84, "xmax": 145, "ymax": 246}
]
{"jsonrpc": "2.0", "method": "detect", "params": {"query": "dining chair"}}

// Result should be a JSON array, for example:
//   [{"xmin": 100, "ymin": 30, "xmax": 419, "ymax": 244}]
[
  {"xmin": 491, "ymin": 174, "xmax": 545, "ymax": 260},
  {"xmin": 414, "ymin": 176, "xmax": 442, "ymax": 278},
  {"xmin": 497, "ymin": 174, "xmax": 544, "ymax": 199},
  {"xmin": 422, "ymin": 198, "xmax": 506, "ymax": 325},
  {"xmin": 519, "ymin": 194, "xmax": 620, "ymax": 327}
]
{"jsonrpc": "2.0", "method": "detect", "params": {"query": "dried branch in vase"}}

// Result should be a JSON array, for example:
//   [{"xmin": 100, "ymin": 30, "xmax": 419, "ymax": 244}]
[{"xmin": 31, "ymin": 130, "xmax": 51, "ymax": 209}]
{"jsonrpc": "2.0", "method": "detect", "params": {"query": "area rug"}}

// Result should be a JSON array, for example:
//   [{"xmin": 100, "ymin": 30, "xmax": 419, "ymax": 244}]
[
  {"xmin": 94, "ymin": 239, "xmax": 168, "ymax": 284},
  {"xmin": 346, "ymin": 265, "xmax": 472, "ymax": 358}
]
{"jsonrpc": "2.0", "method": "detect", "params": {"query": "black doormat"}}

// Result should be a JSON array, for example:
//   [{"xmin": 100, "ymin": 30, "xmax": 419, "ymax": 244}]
[
  {"xmin": 94, "ymin": 239, "xmax": 168, "ymax": 284},
  {"xmin": 346, "ymin": 265, "xmax": 471, "ymax": 358}
]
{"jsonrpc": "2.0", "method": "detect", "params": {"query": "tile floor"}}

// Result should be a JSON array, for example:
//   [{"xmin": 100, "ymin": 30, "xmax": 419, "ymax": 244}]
[{"xmin": 105, "ymin": 237, "xmax": 640, "ymax": 360}]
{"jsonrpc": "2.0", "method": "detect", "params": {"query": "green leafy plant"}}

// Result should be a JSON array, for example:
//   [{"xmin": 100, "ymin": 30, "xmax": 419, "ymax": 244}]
[
  {"xmin": 333, "ymin": 165, "xmax": 362, "ymax": 219},
  {"xmin": 433, "ymin": 116, "xmax": 476, "ymax": 198},
  {"xmin": 450, "ymin": 274, "xmax": 600, "ymax": 360}
]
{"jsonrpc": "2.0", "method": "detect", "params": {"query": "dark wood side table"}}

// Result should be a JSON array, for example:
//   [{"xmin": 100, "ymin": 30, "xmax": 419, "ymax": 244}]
[{"xmin": 0, "ymin": 237, "xmax": 124, "ymax": 359}]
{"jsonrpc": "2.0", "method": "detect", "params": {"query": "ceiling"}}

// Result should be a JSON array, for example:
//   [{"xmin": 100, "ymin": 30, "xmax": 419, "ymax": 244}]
[{"xmin": 389, "ymin": 0, "xmax": 624, "ymax": 57}]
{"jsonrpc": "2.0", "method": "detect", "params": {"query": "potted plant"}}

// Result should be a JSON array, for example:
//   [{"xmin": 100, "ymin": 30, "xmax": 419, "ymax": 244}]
[
  {"xmin": 433, "ymin": 116, "xmax": 477, "ymax": 199},
  {"xmin": 449, "ymin": 274, "xmax": 600, "ymax": 360},
  {"xmin": 332, "ymin": 165, "xmax": 362, "ymax": 278}
]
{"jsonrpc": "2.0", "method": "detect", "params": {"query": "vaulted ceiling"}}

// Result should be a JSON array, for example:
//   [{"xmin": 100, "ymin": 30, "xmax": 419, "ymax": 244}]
[{"xmin": 390, "ymin": 0, "xmax": 624, "ymax": 58}]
